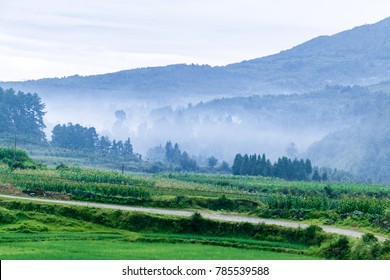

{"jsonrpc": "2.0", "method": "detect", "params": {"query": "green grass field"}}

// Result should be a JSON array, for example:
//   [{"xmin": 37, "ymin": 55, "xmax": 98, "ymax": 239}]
[{"xmin": 0, "ymin": 239, "xmax": 318, "ymax": 260}]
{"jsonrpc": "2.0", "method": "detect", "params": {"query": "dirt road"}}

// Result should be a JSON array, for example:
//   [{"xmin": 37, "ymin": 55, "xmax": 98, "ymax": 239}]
[{"xmin": 0, "ymin": 194, "xmax": 387, "ymax": 241}]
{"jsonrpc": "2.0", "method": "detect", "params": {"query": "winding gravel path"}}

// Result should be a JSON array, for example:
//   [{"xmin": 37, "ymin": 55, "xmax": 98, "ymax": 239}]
[{"xmin": 0, "ymin": 194, "xmax": 387, "ymax": 241}]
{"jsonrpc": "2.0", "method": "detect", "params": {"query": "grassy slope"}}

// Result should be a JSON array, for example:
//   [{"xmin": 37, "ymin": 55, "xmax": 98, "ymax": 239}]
[{"xmin": 0, "ymin": 200, "xmax": 319, "ymax": 260}]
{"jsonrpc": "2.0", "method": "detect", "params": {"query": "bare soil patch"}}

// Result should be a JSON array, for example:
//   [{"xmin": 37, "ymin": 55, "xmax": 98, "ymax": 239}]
[{"xmin": 0, "ymin": 183, "xmax": 26, "ymax": 196}]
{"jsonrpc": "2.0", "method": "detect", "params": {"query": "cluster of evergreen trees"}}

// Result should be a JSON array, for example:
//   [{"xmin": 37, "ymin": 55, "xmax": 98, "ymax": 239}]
[
  {"xmin": 0, "ymin": 87, "xmax": 46, "ymax": 142},
  {"xmin": 232, "ymin": 153, "xmax": 325, "ymax": 181},
  {"xmin": 164, "ymin": 141, "xmax": 198, "ymax": 171},
  {"xmin": 51, "ymin": 123, "xmax": 136, "ymax": 161}
]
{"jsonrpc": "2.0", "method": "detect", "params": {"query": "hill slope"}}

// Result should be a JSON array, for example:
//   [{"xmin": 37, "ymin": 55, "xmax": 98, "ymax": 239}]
[
  {"xmin": 2, "ymin": 17, "xmax": 390, "ymax": 100},
  {"xmin": 139, "ymin": 85, "xmax": 390, "ymax": 183}
]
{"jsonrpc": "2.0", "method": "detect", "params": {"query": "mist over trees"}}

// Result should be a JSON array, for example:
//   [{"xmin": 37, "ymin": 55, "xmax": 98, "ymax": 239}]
[
  {"xmin": 51, "ymin": 122, "xmax": 136, "ymax": 162},
  {"xmin": 232, "ymin": 153, "xmax": 319, "ymax": 181},
  {"xmin": 147, "ymin": 141, "xmax": 198, "ymax": 171},
  {"xmin": 1, "ymin": 85, "xmax": 388, "ymax": 183},
  {"xmin": 51, "ymin": 123, "xmax": 98, "ymax": 150}
]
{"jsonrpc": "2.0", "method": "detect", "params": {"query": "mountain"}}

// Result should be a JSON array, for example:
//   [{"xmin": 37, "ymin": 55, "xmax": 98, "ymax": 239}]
[
  {"xmin": 2, "ymin": 17, "xmax": 390, "ymax": 101},
  {"xmin": 227, "ymin": 16, "xmax": 390, "ymax": 90}
]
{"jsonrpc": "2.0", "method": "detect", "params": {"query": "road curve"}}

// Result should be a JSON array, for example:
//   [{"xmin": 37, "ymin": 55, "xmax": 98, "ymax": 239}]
[{"xmin": 0, "ymin": 194, "xmax": 387, "ymax": 241}]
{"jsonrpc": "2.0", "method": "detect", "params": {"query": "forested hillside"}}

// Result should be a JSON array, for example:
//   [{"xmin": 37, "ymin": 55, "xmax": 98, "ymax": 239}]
[{"xmin": 142, "ymin": 85, "xmax": 390, "ymax": 183}]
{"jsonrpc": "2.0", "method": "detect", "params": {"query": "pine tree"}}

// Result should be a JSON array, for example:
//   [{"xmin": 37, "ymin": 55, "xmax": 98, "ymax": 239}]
[
  {"xmin": 123, "ymin": 138, "xmax": 134, "ymax": 161},
  {"xmin": 172, "ymin": 143, "xmax": 182, "ymax": 164},
  {"xmin": 165, "ymin": 141, "xmax": 174, "ymax": 162},
  {"xmin": 232, "ymin": 154, "xmax": 243, "ymax": 175},
  {"xmin": 207, "ymin": 156, "xmax": 218, "ymax": 169},
  {"xmin": 305, "ymin": 159, "xmax": 313, "ymax": 175}
]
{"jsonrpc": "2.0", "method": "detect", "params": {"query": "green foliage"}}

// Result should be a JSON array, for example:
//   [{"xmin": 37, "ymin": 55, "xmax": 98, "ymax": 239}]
[
  {"xmin": 163, "ymin": 141, "xmax": 198, "ymax": 171},
  {"xmin": 0, "ymin": 199, "xmax": 329, "ymax": 248},
  {"xmin": 350, "ymin": 234, "xmax": 382, "ymax": 260},
  {"xmin": 207, "ymin": 156, "xmax": 218, "ymax": 168},
  {"xmin": 0, "ymin": 206, "xmax": 17, "ymax": 224},
  {"xmin": 7, "ymin": 221, "xmax": 49, "ymax": 233},
  {"xmin": 1, "ymin": 166, "xmax": 390, "ymax": 233},
  {"xmin": 321, "ymin": 236, "xmax": 350, "ymax": 260},
  {"xmin": 232, "ymin": 153, "xmax": 315, "ymax": 181},
  {"xmin": 51, "ymin": 123, "xmax": 98, "ymax": 150},
  {"xmin": 50, "ymin": 123, "xmax": 136, "ymax": 164},
  {"xmin": 0, "ymin": 87, "xmax": 46, "ymax": 142},
  {"xmin": 0, "ymin": 147, "xmax": 41, "ymax": 170},
  {"xmin": 0, "ymin": 239, "xmax": 316, "ymax": 260},
  {"xmin": 0, "ymin": 168, "xmax": 152, "ymax": 203},
  {"xmin": 1, "ymin": 198, "xmax": 389, "ymax": 259},
  {"xmin": 58, "ymin": 167, "xmax": 155, "ymax": 187}
]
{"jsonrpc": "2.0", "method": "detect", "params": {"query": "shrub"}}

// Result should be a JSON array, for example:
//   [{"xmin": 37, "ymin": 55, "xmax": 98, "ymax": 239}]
[
  {"xmin": 350, "ymin": 235, "xmax": 381, "ymax": 260},
  {"xmin": 303, "ymin": 225, "xmax": 325, "ymax": 246},
  {"xmin": 0, "ymin": 207, "xmax": 17, "ymax": 224},
  {"xmin": 362, "ymin": 233, "xmax": 378, "ymax": 243},
  {"xmin": 321, "ymin": 236, "xmax": 350, "ymax": 259},
  {"xmin": 0, "ymin": 147, "xmax": 41, "ymax": 170}
]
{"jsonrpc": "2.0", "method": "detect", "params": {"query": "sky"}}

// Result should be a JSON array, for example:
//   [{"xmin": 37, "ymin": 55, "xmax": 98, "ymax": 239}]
[{"xmin": 1, "ymin": 0, "xmax": 390, "ymax": 81}]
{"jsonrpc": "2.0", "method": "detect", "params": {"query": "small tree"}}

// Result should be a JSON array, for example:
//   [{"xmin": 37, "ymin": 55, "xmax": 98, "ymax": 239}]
[
  {"xmin": 305, "ymin": 159, "xmax": 313, "ymax": 175},
  {"xmin": 321, "ymin": 172, "xmax": 328, "ymax": 181},
  {"xmin": 207, "ymin": 156, "xmax": 218, "ymax": 169},
  {"xmin": 219, "ymin": 161, "xmax": 231, "ymax": 173},
  {"xmin": 312, "ymin": 170, "xmax": 321, "ymax": 181}
]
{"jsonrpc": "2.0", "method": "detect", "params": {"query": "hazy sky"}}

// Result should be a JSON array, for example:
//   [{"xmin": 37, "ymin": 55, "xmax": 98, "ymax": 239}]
[{"xmin": 1, "ymin": 0, "xmax": 390, "ymax": 81}]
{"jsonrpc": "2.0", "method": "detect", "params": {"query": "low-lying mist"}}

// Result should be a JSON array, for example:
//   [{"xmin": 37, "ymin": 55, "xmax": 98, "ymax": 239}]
[{"xmin": 6, "ymin": 83, "xmax": 390, "ymax": 183}]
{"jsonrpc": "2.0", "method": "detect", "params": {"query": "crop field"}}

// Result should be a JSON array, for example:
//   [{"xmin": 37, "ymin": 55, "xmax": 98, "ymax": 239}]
[
  {"xmin": 1, "ymin": 160, "xmax": 390, "ymax": 260},
  {"xmin": 1, "ymin": 165, "xmax": 389, "ymax": 232}
]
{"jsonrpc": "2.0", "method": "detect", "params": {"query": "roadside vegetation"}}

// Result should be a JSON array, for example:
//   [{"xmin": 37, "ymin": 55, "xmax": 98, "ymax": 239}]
[{"xmin": 0, "ymin": 198, "xmax": 389, "ymax": 260}]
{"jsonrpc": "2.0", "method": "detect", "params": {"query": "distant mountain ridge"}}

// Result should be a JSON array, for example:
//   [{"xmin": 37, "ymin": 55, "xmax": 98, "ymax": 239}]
[{"xmin": 2, "ymin": 17, "xmax": 390, "ymax": 100}]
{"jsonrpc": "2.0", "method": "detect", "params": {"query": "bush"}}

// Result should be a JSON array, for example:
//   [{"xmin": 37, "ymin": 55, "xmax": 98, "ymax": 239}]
[
  {"xmin": 302, "ymin": 225, "xmax": 325, "ymax": 246},
  {"xmin": 350, "ymin": 234, "xmax": 381, "ymax": 260},
  {"xmin": 0, "ymin": 147, "xmax": 41, "ymax": 170},
  {"xmin": 0, "ymin": 207, "xmax": 17, "ymax": 224},
  {"xmin": 362, "ymin": 233, "xmax": 378, "ymax": 243},
  {"xmin": 321, "ymin": 236, "xmax": 350, "ymax": 259}
]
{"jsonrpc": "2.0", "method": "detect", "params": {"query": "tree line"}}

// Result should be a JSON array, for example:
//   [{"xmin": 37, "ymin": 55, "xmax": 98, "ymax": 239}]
[
  {"xmin": 232, "ymin": 153, "xmax": 327, "ymax": 181},
  {"xmin": 51, "ymin": 123, "xmax": 136, "ymax": 162}
]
